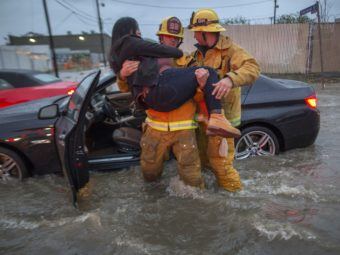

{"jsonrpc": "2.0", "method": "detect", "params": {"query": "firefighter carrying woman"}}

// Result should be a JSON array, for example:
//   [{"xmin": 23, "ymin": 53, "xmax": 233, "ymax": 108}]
[{"xmin": 111, "ymin": 9, "xmax": 260, "ymax": 191}]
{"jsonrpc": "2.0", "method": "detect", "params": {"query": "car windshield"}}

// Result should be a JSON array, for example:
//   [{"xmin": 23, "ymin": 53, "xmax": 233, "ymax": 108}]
[{"xmin": 32, "ymin": 73, "xmax": 61, "ymax": 84}]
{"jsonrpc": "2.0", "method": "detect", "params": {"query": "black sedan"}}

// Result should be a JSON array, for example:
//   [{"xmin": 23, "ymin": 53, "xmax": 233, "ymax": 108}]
[
  {"xmin": 235, "ymin": 77, "xmax": 319, "ymax": 159},
  {"xmin": 0, "ymin": 71, "xmax": 319, "ymax": 204}
]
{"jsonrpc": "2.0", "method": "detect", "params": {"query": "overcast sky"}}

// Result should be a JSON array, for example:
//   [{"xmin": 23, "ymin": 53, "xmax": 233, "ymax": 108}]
[{"xmin": 1, "ymin": 0, "xmax": 340, "ymax": 45}]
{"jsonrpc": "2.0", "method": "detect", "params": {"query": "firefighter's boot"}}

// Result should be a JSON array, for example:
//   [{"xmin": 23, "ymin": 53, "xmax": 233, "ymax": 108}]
[{"xmin": 206, "ymin": 113, "xmax": 241, "ymax": 138}]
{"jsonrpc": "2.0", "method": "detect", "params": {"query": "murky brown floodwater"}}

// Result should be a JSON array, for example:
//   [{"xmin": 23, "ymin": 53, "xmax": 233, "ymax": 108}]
[{"xmin": 1, "ymin": 83, "xmax": 340, "ymax": 255}]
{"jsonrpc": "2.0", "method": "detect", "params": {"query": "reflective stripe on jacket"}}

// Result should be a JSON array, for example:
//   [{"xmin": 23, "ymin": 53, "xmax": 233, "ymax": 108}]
[
  {"xmin": 190, "ymin": 36, "xmax": 260, "ymax": 127},
  {"xmin": 116, "ymin": 55, "xmax": 201, "ymax": 131}
]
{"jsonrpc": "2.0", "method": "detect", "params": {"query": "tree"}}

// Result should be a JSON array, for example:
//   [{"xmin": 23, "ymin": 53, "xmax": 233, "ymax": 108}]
[
  {"xmin": 276, "ymin": 13, "xmax": 313, "ymax": 24},
  {"xmin": 144, "ymin": 38, "xmax": 157, "ymax": 43},
  {"xmin": 223, "ymin": 16, "xmax": 249, "ymax": 25}
]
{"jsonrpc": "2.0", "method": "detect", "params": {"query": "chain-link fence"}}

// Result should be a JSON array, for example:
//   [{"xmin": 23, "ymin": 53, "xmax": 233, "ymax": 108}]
[{"xmin": 181, "ymin": 23, "xmax": 340, "ymax": 76}]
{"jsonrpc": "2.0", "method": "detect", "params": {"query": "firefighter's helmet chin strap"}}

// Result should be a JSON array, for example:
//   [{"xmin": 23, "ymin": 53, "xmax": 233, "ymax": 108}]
[
  {"xmin": 203, "ymin": 32, "xmax": 220, "ymax": 48},
  {"xmin": 202, "ymin": 32, "xmax": 207, "ymax": 44},
  {"xmin": 176, "ymin": 38, "xmax": 183, "ymax": 48},
  {"xmin": 212, "ymin": 33, "xmax": 220, "ymax": 48}
]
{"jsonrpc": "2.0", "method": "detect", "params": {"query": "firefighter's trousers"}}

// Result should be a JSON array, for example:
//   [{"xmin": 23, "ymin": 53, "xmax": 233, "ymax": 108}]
[
  {"xmin": 140, "ymin": 126, "xmax": 204, "ymax": 188},
  {"xmin": 197, "ymin": 126, "xmax": 242, "ymax": 192}
]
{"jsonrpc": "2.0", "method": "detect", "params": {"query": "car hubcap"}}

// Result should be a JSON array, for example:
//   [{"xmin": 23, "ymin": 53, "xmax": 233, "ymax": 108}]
[
  {"xmin": 235, "ymin": 131, "xmax": 276, "ymax": 160},
  {"xmin": 0, "ymin": 153, "xmax": 21, "ymax": 179}
]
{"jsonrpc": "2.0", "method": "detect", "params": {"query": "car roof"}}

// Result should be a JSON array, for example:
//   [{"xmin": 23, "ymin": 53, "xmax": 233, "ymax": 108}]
[{"xmin": 0, "ymin": 69, "xmax": 44, "ymax": 75}]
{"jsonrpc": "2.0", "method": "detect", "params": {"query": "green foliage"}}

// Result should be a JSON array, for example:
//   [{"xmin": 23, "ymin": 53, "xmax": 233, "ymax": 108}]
[
  {"xmin": 277, "ymin": 13, "xmax": 313, "ymax": 24},
  {"xmin": 144, "ymin": 38, "xmax": 157, "ymax": 43},
  {"xmin": 223, "ymin": 16, "xmax": 249, "ymax": 25}
]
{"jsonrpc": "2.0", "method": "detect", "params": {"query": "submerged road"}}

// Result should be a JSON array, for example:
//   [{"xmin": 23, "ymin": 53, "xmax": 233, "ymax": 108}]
[{"xmin": 1, "ymin": 83, "xmax": 340, "ymax": 255}]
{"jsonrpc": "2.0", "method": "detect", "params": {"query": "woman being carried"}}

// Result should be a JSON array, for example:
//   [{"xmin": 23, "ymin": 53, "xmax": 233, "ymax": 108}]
[{"xmin": 110, "ymin": 17, "xmax": 240, "ymax": 138}]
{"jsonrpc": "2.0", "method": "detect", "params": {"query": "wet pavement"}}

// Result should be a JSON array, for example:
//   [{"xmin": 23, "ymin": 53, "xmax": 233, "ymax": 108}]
[{"xmin": 1, "ymin": 83, "xmax": 340, "ymax": 255}]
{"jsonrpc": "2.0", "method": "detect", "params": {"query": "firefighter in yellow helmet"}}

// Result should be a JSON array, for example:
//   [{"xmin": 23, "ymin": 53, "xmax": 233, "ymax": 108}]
[
  {"xmin": 117, "ymin": 16, "xmax": 205, "ymax": 188},
  {"xmin": 188, "ymin": 9, "xmax": 260, "ymax": 191},
  {"xmin": 157, "ymin": 16, "xmax": 184, "ymax": 47}
]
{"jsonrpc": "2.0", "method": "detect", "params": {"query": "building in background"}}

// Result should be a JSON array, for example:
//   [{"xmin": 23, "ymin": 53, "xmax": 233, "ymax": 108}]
[
  {"xmin": 1, "ymin": 32, "xmax": 111, "ymax": 71},
  {"xmin": 0, "ymin": 45, "xmax": 51, "ymax": 71}
]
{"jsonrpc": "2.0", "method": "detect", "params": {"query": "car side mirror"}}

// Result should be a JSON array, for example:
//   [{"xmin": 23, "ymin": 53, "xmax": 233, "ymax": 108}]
[{"xmin": 38, "ymin": 104, "xmax": 60, "ymax": 119}]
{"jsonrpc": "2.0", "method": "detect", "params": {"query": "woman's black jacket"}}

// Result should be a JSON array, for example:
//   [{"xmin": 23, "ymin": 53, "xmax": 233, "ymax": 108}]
[{"xmin": 110, "ymin": 35, "xmax": 183, "ymax": 89}]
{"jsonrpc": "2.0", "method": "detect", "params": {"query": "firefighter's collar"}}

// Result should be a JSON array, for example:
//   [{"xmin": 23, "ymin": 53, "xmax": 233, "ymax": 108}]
[
  {"xmin": 215, "ymin": 36, "xmax": 233, "ymax": 50},
  {"xmin": 194, "ymin": 43, "xmax": 209, "ymax": 56},
  {"xmin": 175, "ymin": 55, "xmax": 188, "ymax": 66}
]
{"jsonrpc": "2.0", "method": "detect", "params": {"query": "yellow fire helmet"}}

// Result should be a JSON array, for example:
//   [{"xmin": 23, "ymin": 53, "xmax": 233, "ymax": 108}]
[
  {"xmin": 188, "ymin": 9, "xmax": 226, "ymax": 32},
  {"xmin": 156, "ymin": 16, "xmax": 184, "ymax": 39}
]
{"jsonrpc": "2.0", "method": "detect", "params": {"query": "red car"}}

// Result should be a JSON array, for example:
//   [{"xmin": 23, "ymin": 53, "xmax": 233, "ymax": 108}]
[{"xmin": 0, "ymin": 69, "xmax": 77, "ymax": 109}]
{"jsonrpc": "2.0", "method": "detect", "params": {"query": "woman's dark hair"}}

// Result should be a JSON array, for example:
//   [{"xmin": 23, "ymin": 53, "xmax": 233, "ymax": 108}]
[
  {"xmin": 111, "ymin": 17, "xmax": 139, "ymax": 42},
  {"xmin": 109, "ymin": 17, "xmax": 139, "ymax": 68}
]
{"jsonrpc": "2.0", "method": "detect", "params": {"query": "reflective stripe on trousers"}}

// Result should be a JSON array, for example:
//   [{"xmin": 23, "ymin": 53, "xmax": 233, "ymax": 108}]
[{"xmin": 145, "ymin": 117, "xmax": 198, "ymax": 131}]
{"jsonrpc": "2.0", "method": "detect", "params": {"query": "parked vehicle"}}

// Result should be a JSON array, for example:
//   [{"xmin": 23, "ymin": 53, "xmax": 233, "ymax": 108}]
[
  {"xmin": 0, "ymin": 71, "xmax": 319, "ymax": 205},
  {"xmin": 235, "ymin": 77, "xmax": 319, "ymax": 159},
  {"xmin": 0, "ymin": 69, "xmax": 77, "ymax": 109}
]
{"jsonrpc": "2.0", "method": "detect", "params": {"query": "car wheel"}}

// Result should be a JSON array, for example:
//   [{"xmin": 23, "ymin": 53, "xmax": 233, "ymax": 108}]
[
  {"xmin": 235, "ymin": 126, "xmax": 279, "ymax": 160},
  {"xmin": 0, "ymin": 147, "xmax": 29, "ymax": 180}
]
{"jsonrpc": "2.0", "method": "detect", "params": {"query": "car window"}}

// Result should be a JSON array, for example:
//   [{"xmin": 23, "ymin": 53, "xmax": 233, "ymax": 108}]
[
  {"xmin": 105, "ymin": 81, "xmax": 119, "ymax": 93},
  {"xmin": 0, "ymin": 73, "xmax": 37, "ymax": 88},
  {"xmin": 0, "ymin": 79, "xmax": 14, "ymax": 90},
  {"xmin": 32, "ymin": 74, "xmax": 61, "ymax": 84},
  {"xmin": 66, "ymin": 73, "xmax": 95, "ymax": 122}
]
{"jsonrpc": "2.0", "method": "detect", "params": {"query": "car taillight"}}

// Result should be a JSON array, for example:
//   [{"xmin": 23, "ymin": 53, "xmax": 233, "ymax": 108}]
[
  {"xmin": 305, "ymin": 95, "xmax": 317, "ymax": 109},
  {"xmin": 67, "ymin": 89, "xmax": 75, "ymax": 95}
]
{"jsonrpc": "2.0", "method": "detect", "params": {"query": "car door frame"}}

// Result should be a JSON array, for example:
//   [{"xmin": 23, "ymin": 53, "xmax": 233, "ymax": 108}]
[{"xmin": 55, "ymin": 71, "xmax": 101, "ymax": 207}]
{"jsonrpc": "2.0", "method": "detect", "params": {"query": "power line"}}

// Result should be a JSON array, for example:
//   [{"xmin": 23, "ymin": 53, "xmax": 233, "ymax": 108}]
[
  {"xmin": 60, "ymin": 0, "xmax": 98, "ymax": 21},
  {"xmin": 110, "ymin": 0, "xmax": 272, "ymax": 9},
  {"xmin": 104, "ymin": 15, "xmax": 274, "ymax": 27},
  {"xmin": 54, "ymin": 0, "xmax": 98, "ymax": 22},
  {"xmin": 73, "ymin": 13, "xmax": 98, "ymax": 27},
  {"xmin": 54, "ymin": 11, "xmax": 74, "ymax": 30},
  {"xmin": 54, "ymin": 0, "xmax": 100, "ymax": 29},
  {"xmin": 54, "ymin": 0, "xmax": 274, "ymax": 30}
]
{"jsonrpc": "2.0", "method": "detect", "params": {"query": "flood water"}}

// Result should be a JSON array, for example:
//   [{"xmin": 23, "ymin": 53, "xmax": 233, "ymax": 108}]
[{"xmin": 1, "ymin": 84, "xmax": 340, "ymax": 255}]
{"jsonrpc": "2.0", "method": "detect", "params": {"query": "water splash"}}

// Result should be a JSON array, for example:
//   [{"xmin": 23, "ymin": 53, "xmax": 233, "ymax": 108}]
[
  {"xmin": 0, "ymin": 218, "xmax": 40, "ymax": 230},
  {"xmin": 0, "ymin": 211, "xmax": 102, "ymax": 230},
  {"xmin": 253, "ymin": 221, "xmax": 316, "ymax": 241},
  {"xmin": 115, "ymin": 236, "xmax": 153, "ymax": 255},
  {"xmin": 270, "ymin": 185, "xmax": 319, "ymax": 202},
  {"xmin": 166, "ymin": 176, "xmax": 204, "ymax": 199}
]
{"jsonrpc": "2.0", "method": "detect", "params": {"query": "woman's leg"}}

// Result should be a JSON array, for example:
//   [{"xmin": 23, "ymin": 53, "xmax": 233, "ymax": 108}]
[
  {"xmin": 198, "ymin": 67, "xmax": 221, "ymax": 113},
  {"xmin": 143, "ymin": 66, "xmax": 221, "ymax": 112},
  {"xmin": 143, "ymin": 67, "xmax": 198, "ymax": 112}
]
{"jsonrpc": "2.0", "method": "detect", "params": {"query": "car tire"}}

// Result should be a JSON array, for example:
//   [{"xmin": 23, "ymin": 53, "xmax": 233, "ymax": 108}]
[
  {"xmin": 235, "ymin": 126, "xmax": 279, "ymax": 160},
  {"xmin": 0, "ymin": 147, "xmax": 29, "ymax": 180}
]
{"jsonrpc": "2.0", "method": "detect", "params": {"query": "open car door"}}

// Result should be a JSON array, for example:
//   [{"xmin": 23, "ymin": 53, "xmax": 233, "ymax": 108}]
[{"xmin": 55, "ymin": 71, "xmax": 100, "ymax": 207}]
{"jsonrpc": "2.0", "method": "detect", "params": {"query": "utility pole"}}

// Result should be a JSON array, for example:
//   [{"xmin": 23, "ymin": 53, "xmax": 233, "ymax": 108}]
[
  {"xmin": 273, "ymin": 0, "xmax": 279, "ymax": 24},
  {"xmin": 42, "ymin": 0, "xmax": 59, "ymax": 77},
  {"xmin": 316, "ymin": 1, "xmax": 325, "ymax": 88},
  {"xmin": 95, "ymin": 0, "xmax": 107, "ymax": 67}
]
